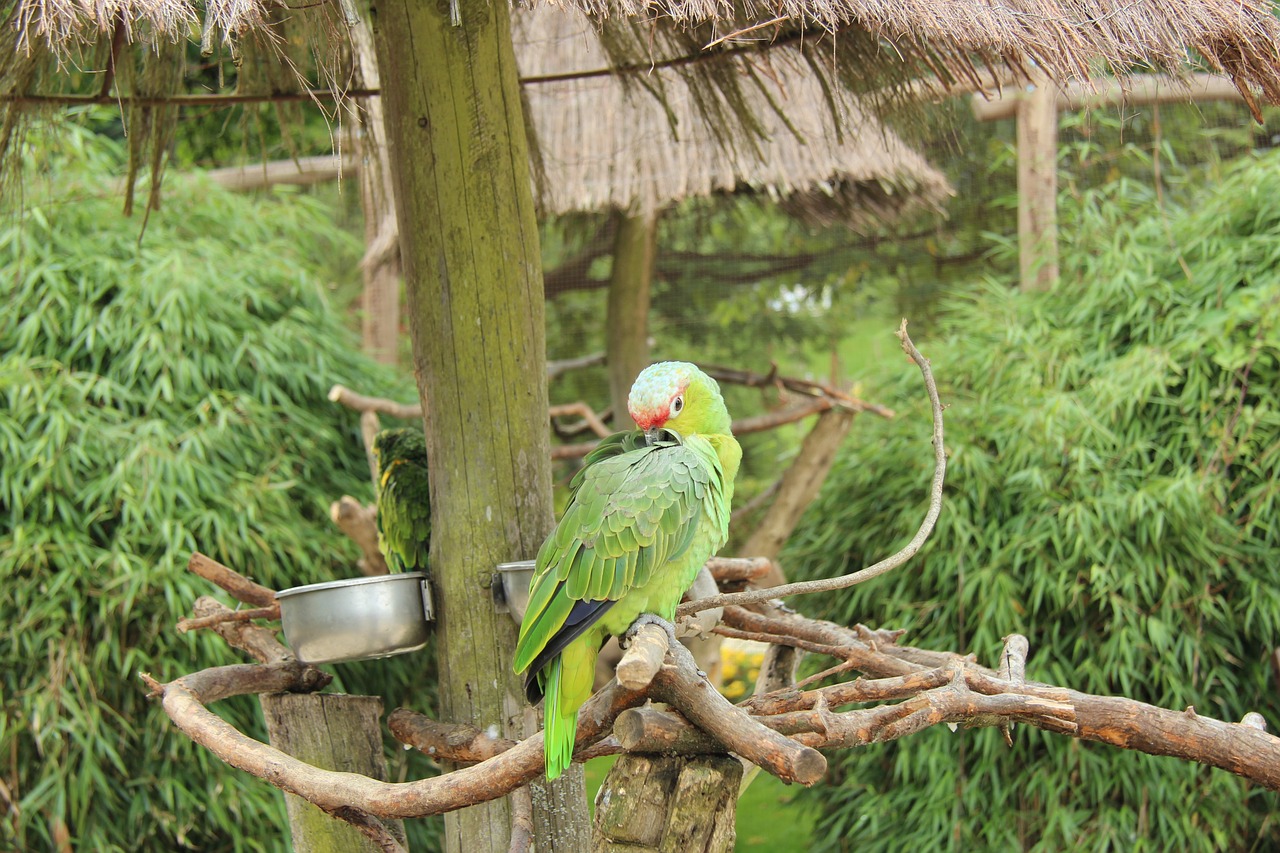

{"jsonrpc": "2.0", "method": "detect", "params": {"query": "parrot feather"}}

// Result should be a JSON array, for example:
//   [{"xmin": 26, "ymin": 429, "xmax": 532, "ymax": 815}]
[{"xmin": 514, "ymin": 362, "xmax": 741, "ymax": 779}]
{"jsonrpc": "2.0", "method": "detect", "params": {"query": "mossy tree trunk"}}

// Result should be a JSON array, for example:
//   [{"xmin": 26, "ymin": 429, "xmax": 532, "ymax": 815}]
[
  {"xmin": 606, "ymin": 209, "xmax": 659, "ymax": 423},
  {"xmin": 371, "ymin": 2, "xmax": 589, "ymax": 851},
  {"xmin": 592, "ymin": 754, "xmax": 741, "ymax": 852},
  {"xmin": 261, "ymin": 694, "xmax": 406, "ymax": 852}
]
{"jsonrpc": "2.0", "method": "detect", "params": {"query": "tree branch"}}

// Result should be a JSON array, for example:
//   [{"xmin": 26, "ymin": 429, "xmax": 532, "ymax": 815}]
[
  {"xmin": 187, "ymin": 552, "xmax": 278, "ymax": 608},
  {"xmin": 329, "ymin": 496, "xmax": 390, "ymax": 577},
  {"xmin": 679, "ymin": 320, "xmax": 943, "ymax": 617}
]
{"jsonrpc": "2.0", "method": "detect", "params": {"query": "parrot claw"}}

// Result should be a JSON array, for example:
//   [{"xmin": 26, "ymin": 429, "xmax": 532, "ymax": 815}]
[{"xmin": 623, "ymin": 613, "xmax": 679, "ymax": 648}]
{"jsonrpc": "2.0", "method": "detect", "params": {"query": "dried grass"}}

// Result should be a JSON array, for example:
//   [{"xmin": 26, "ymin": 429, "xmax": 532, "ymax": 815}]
[{"xmin": 518, "ymin": 7, "xmax": 953, "ymax": 223}]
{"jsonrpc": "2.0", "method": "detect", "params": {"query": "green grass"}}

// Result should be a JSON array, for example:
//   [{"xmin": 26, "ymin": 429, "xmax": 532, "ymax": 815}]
[{"xmin": 585, "ymin": 756, "xmax": 816, "ymax": 851}]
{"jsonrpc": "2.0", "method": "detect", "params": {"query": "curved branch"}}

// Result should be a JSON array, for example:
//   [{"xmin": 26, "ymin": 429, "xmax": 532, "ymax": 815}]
[
  {"xmin": 679, "ymin": 320, "xmax": 944, "ymax": 617},
  {"xmin": 150, "ymin": 662, "xmax": 647, "ymax": 819}
]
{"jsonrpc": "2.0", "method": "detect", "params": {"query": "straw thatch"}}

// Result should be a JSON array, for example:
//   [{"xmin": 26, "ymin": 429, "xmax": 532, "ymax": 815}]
[
  {"xmin": 558, "ymin": 0, "xmax": 1280, "ymax": 111},
  {"xmin": 4, "ymin": 0, "xmax": 1280, "ymax": 205},
  {"xmin": 517, "ymin": 8, "xmax": 952, "ymax": 226}
]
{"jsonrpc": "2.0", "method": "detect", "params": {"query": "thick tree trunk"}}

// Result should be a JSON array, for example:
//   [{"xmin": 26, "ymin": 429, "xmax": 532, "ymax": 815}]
[
  {"xmin": 606, "ymin": 209, "xmax": 658, "ymax": 423},
  {"xmin": 371, "ymin": 2, "xmax": 590, "ymax": 851},
  {"xmin": 592, "ymin": 754, "xmax": 741, "ymax": 852},
  {"xmin": 261, "ymin": 693, "xmax": 406, "ymax": 852}
]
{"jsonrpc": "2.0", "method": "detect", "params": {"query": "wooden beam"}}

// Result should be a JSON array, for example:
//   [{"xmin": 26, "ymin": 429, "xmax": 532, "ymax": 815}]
[
  {"xmin": 1016, "ymin": 75, "xmax": 1059, "ymax": 293},
  {"xmin": 972, "ymin": 73, "xmax": 1248, "ymax": 122}
]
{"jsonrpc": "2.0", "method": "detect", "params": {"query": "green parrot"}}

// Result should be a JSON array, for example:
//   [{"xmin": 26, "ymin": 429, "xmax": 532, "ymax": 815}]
[
  {"xmin": 514, "ymin": 361, "xmax": 742, "ymax": 780},
  {"xmin": 372, "ymin": 428, "xmax": 431, "ymax": 574}
]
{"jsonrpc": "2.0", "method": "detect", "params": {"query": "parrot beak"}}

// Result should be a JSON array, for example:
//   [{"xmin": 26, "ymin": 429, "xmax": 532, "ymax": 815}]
[{"xmin": 644, "ymin": 427, "xmax": 664, "ymax": 446}]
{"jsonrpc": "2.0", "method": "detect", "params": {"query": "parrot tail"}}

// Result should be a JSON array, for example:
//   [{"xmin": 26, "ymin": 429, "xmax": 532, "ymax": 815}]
[{"xmin": 541, "ymin": 639, "xmax": 596, "ymax": 780}]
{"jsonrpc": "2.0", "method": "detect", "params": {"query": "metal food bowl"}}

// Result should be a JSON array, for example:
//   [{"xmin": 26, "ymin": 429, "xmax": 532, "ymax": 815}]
[
  {"xmin": 495, "ymin": 560, "xmax": 536, "ymax": 623},
  {"xmin": 276, "ymin": 572, "xmax": 434, "ymax": 664}
]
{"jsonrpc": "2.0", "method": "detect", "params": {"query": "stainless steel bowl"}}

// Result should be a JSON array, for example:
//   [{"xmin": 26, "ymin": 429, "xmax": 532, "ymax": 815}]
[
  {"xmin": 276, "ymin": 572, "xmax": 434, "ymax": 664},
  {"xmin": 495, "ymin": 560, "xmax": 536, "ymax": 623}
]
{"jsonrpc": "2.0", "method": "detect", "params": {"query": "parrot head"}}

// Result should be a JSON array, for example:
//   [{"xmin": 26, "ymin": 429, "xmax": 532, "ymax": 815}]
[
  {"xmin": 627, "ymin": 361, "xmax": 731, "ymax": 441},
  {"xmin": 372, "ymin": 428, "xmax": 428, "ymax": 482}
]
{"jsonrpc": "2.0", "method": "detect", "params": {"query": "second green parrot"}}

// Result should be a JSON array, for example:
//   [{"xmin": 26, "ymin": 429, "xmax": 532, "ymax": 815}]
[
  {"xmin": 514, "ymin": 361, "xmax": 741, "ymax": 779},
  {"xmin": 372, "ymin": 428, "xmax": 431, "ymax": 574}
]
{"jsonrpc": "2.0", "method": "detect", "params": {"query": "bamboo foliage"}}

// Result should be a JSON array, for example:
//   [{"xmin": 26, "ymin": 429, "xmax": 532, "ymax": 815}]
[
  {"xmin": 785, "ymin": 150, "xmax": 1280, "ymax": 850},
  {"xmin": 0, "ymin": 126, "xmax": 441, "ymax": 853}
]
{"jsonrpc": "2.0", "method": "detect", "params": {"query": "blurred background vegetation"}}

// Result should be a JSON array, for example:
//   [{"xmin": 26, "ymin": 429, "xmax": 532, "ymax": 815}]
[{"xmin": 2, "ymin": 77, "xmax": 1279, "ymax": 851}]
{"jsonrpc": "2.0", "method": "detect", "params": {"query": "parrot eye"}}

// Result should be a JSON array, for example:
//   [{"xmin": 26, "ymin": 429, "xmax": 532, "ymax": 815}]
[{"xmin": 670, "ymin": 395, "xmax": 684, "ymax": 418}]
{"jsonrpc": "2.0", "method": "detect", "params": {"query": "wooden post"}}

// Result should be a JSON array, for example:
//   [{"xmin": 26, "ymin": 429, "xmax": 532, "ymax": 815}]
[
  {"xmin": 592, "ymin": 754, "xmax": 742, "ymax": 852},
  {"xmin": 741, "ymin": 408, "xmax": 855, "ymax": 573},
  {"xmin": 371, "ymin": 1, "xmax": 590, "ymax": 851},
  {"xmin": 348, "ymin": 17, "xmax": 401, "ymax": 366},
  {"xmin": 606, "ymin": 209, "xmax": 659, "ymax": 423},
  {"xmin": 1016, "ymin": 75, "xmax": 1059, "ymax": 292},
  {"xmin": 260, "ymin": 693, "xmax": 406, "ymax": 852}
]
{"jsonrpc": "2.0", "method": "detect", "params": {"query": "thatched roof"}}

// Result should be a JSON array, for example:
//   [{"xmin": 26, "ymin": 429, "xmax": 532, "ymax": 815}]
[
  {"xmin": 517, "ymin": 8, "xmax": 952, "ymax": 226},
  {"xmin": 575, "ymin": 0, "xmax": 1280, "ymax": 104},
  {"xmin": 4, "ymin": 0, "xmax": 1280, "ymax": 203}
]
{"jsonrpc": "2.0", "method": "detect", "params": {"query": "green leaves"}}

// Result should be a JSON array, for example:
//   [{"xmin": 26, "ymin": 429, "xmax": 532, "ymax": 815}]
[
  {"xmin": 787, "ymin": 151, "xmax": 1280, "ymax": 851},
  {"xmin": 0, "ymin": 125, "xmax": 437, "ymax": 852}
]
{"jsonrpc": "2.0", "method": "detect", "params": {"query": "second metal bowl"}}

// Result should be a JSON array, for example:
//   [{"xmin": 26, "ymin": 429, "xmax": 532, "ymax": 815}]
[{"xmin": 276, "ymin": 572, "xmax": 434, "ymax": 664}]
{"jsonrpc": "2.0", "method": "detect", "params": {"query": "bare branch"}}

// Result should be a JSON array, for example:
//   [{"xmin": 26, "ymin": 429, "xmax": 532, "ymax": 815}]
[
  {"xmin": 548, "ymin": 402, "xmax": 612, "ymax": 439},
  {"xmin": 150, "ymin": 658, "xmax": 648, "ymax": 819},
  {"xmin": 387, "ymin": 711, "xmax": 517, "ymax": 763},
  {"xmin": 547, "ymin": 351, "xmax": 606, "ymax": 380},
  {"xmin": 616, "ymin": 624, "xmax": 670, "ymax": 690},
  {"xmin": 704, "ymin": 557, "xmax": 777, "ymax": 585},
  {"xmin": 698, "ymin": 363, "xmax": 894, "ymax": 418},
  {"xmin": 188, "ymin": 597, "xmax": 294, "ymax": 664},
  {"xmin": 176, "ymin": 605, "xmax": 279, "ymax": 634},
  {"xmin": 330, "ymin": 496, "xmax": 390, "ymax": 577},
  {"xmin": 509, "ymin": 785, "xmax": 534, "ymax": 853},
  {"xmin": 651, "ymin": 639, "xmax": 827, "ymax": 785},
  {"xmin": 188, "ymin": 552, "xmax": 278, "ymax": 608},
  {"xmin": 328, "ymin": 385, "xmax": 422, "ymax": 420},
  {"xmin": 679, "ymin": 321, "xmax": 945, "ymax": 617}
]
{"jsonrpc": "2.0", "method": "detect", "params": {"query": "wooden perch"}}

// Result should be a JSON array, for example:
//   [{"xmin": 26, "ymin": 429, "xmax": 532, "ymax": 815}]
[
  {"xmin": 704, "ymin": 557, "xmax": 776, "ymax": 585},
  {"xmin": 188, "ymin": 552, "xmax": 278, "ymax": 608},
  {"xmin": 386, "ymin": 711, "xmax": 518, "ymax": 763},
  {"xmin": 177, "ymin": 604, "xmax": 279, "ymax": 634},
  {"xmin": 616, "ymin": 624, "xmax": 670, "ymax": 690},
  {"xmin": 186, "ymin": 597, "xmax": 295, "ymax": 665},
  {"xmin": 330, "ymin": 496, "xmax": 390, "ymax": 576},
  {"xmin": 719, "ymin": 603, "xmax": 1280, "ymax": 790},
  {"xmin": 650, "ymin": 639, "xmax": 827, "ymax": 785},
  {"xmin": 329, "ymin": 385, "xmax": 422, "ymax": 420},
  {"xmin": 613, "ymin": 707, "xmax": 723, "ymax": 755}
]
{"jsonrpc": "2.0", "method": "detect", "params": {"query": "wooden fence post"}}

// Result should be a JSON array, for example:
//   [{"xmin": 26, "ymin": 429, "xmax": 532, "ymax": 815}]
[
  {"xmin": 261, "ymin": 693, "xmax": 407, "ymax": 852},
  {"xmin": 1016, "ymin": 75, "xmax": 1059, "ymax": 292}
]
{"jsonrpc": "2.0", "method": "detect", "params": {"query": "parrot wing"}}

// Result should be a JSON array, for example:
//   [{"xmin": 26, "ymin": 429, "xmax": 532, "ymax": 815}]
[
  {"xmin": 376, "ymin": 456, "xmax": 432, "ymax": 573},
  {"xmin": 513, "ymin": 429, "xmax": 728, "ymax": 695}
]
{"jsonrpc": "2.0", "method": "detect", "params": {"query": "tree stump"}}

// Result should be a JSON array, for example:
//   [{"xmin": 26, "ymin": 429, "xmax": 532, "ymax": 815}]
[
  {"xmin": 592, "ymin": 754, "xmax": 742, "ymax": 852},
  {"xmin": 261, "ymin": 693, "xmax": 406, "ymax": 852}
]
